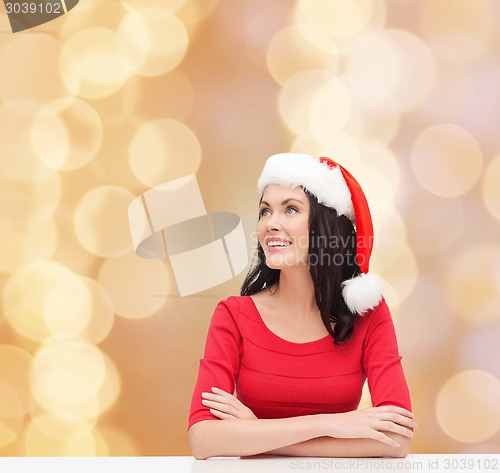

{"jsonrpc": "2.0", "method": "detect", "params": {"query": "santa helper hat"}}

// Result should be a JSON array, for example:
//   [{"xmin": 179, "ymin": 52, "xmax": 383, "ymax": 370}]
[{"xmin": 257, "ymin": 153, "xmax": 383, "ymax": 315}]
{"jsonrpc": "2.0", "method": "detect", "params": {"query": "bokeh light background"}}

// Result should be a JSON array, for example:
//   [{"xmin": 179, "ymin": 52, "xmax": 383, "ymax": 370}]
[{"xmin": 0, "ymin": 0, "xmax": 500, "ymax": 456}]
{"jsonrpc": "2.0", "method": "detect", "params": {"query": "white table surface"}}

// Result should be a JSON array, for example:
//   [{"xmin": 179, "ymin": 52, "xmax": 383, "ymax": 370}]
[{"xmin": 0, "ymin": 455, "xmax": 499, "ymax": 473}]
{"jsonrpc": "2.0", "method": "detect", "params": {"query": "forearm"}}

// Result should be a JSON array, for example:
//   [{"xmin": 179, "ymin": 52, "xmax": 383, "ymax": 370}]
[
  {"xmin": 189, "ymin": 415, "xmax": 326, "ymax": 460},
  {"xmin": 265, "ymin": 432, "xmax": 411, "ymax": 458}
]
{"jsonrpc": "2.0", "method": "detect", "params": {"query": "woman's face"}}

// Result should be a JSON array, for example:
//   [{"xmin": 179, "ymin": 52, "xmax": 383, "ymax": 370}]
[{"xmin": 257, "ymin": 184, "xmax": 310, "ymax": 270}]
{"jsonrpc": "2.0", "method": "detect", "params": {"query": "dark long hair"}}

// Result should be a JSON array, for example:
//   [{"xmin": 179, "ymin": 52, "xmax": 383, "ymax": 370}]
[{"xmin": 240, "ymin": 188, "xmax": 361, "ymax": 345}]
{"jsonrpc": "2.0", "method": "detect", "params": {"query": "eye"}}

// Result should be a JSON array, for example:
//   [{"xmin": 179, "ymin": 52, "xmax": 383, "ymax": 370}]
[
  {"xmin": 259, "ymin": 208, "xmax": 270, "ymax": 218},
  {"xmin": 286, "ymin": 206, "xmax": 298, "ymax": 214}
]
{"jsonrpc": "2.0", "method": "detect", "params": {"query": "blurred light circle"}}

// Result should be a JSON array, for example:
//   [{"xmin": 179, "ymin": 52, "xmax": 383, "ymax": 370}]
[
  {"xmin": 74, "ymin": 186, "xmax": 136, "ymax": 258},
  {"xmin": 92, "ymin": 428, "xmax": 110, "ymax": 456},
  {"xmin": 370, "ymin": 237, "xmax": 418, "ymax": 305},
  {"xmin": 129, "ymin": 119, "xmax": 201, "ymax": 188},
  {"xmin": 418, "ymin": 0, "xmax": 495, "ymax": 64},
  {"xmin": 31, "ymin": 98, "xmax": 102, "ymax": 171},
  {"xmin": 296, "ymin": 0, "xmax": 386, "ymax": 56},
  {"xmin": 0, "ymin": 100, "xmax": 55, "ymax": 183},
  {"xmin": 96, "ymin": 352, "xmax": 122, "ymax": 415},
  {"xmin": 372, "ymin": 204, "xmax": 407, "ymax": 245},
  {"xmin": 0, "ymin": 345, "xmax": 33, "ymax": 416},
  {"xmin": 308, "ymin": 78, "xmax": 352, "ymax": 139},
  {"xmin": 0, "ymin": 381, "xmax": 24, "ymax": 447},
  {"xmin": 266, "ymin": 25, "xmax": 339, "ymax": 86},
  {"xmin": 59, "ymin": 0, "xmax": 125, "ymax": 39},
  {"xmin": 3, "ymin": 261, "xmax": 74, "ymax": 342},
  {"xmin": 296, "ymin": 23, "xmax": 342, "ymax": 56},
  {"xmin": 94, "ymin": 424, "xmax": 140, "ymax": 455},
  {"xmin": 346, "ymin": 29, "xmax": 436, "ymax": 111},
  {"xmin": 78, "ymin": 279, "xmax": 115, "ymax": 344},
  {"xmin": 445, "ymin": 246, "xmax": 500, "ymax": 324},
  {"xmin": 406, "ymin": 192, "xmax": 464, "ymax": 255},
  {"xmin": 30, "ymin": 412, "xmax": 93, "ymax": 442},
  {"xmin": 0, "ymin": 172, "xmax": 62, "ymax": 225},
  {"xmin": 60, "ymin": 27, "xmax": 130, "ymax": 100},
  {"xmin": 374, "ymin": 204, "xmax": 411, "ymax": 247},
  {"xmin": 0, "ymin": 217, "xmax": 57, "ymax": 274},
  {"xmin": 24, "ymin": 418, "xmax": 96, "ymax": 455},
  {"xmin": 32, "ymin": 336, "xmax": 106, "ymax": 404},
  {"xmin": 30, "ymin": 353, "xmax": 117, "ymax": 426},
  {"xmin": 31, "ymin": 107, "xmax": 68, "ymax": 172},
  {"xmin": 361, "ymin": 142, "xmax": 401, "ymax": 195},
  {"xmin": 460, "ymin": 324, "xmax": 500, "ymax": 380},
  {"xmin": 279, "ymin": 70, "xmax": 333, "ymax": 137},
  {"xmin": 176, "ymin": 0, "xmax": 219, "ymax": 27},
  {"xmin": 44, "ymin": 275, "xmax": 93, "ymax": 337},
  {"xmin": 411, "ymin": 124, "xmax": 483, "ymax": 197},
  {"xmin": 121, "ymin": 71, "xmax": 195, "ymax": 124},
  {"xmin": 121, "ymin": 0, "xmax": 187, "ymax": 13},
  {"xmin": 343, "ymin": 76, "xmax": 401, "ymax": 144},
  {"xmin": 419, "ymin": 56, "xmax": 500, "ymax": 149},
  {"xmin": 30, "ymin": 381, "xmax": 100, "ymax": 422},
  {"xmin": 377, "ymin": 276, "xmax": 401, "ymax": 318},
  {"xmin": 117, "ymin": 8, "xmax": 189, "ymax": 77},
  {"xmin": 0, "ymin": 35, "xmax": 67, "ymax": 103},
  {"xmin": 396, "ymin": 279, "xmax": 455, "ymax": 365},
  {"xmin": 244, "ymin": 0, "xmax": 298, "ymax": 70},
  {"xmin": 298, "ymin": 0, "xmax": 374, "ymax": 38},
  {"xmin": 351, "ymin": 165, "xmax": 397, "ymax": 232},
  {"xmin": 290, "ymin": 132, "xmax": 362, "ymax": 169},
  {"xmin": 436, "ymin": 370, "xmax": 500, "ymax": 443},
  {"xmin": 0, "ymin": 191, "xmax": 35, "ymax": 227},
  {"xmin": 98, "ymin": 252, "xmax": 168, "ymax": 319},
  {"xmin": 461, "ymin": 444, "xmax": 500, "ymax": 454},
  {"xmin": 482, "ymin": 154, "xmax": 500, "ymax": 222},
  {"xmin": 351, "ymin": 163, "xmax": 396, "ymax": 207}
]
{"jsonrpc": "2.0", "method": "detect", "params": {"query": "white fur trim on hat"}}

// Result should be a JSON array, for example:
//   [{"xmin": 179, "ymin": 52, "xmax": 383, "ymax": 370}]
[
  {"xmin": 257, "ymin": 153, "xmax": 355, "ymax": 220},
  {"xmin": 341, "ymin": 273, "xmax": 384, "ymax": 314}
]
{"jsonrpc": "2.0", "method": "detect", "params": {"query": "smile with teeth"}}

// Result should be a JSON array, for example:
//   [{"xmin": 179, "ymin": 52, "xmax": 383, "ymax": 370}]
[{"xmin": 267, "ymin": 241, "xmax": 291, "ymax": 247}]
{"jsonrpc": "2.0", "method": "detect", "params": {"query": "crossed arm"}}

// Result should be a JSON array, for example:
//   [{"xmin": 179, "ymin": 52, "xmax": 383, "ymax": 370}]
[{"xmin": 188, "ymin": 387, "xmax": 416, "ymax": 460}]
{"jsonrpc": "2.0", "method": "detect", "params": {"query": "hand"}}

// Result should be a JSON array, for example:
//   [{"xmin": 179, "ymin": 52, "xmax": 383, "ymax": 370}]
[
  {"xmin": 323, "ymin": 406, "xmax": 417, "ymax": 448},
  {"xmin": 201, "ymin": 387, "xmax": 258, "ymax": 420}
]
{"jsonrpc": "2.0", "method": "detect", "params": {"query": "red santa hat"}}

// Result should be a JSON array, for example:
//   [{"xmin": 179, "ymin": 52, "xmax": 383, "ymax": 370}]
[{"xmin": 257, "ymin": 153, "xmax": 383, "ymax": 315}]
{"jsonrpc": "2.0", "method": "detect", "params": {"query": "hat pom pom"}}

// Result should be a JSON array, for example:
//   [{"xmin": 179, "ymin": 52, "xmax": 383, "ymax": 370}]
[{"xmin": 341, "ymin": 273, "xmax": 384, "ymax": 314}]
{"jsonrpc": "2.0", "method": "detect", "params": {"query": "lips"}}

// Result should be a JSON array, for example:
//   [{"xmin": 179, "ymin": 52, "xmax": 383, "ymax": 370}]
[{"xmin": 265, "ymin": 238, "xmax": 292, "ymax": 250}]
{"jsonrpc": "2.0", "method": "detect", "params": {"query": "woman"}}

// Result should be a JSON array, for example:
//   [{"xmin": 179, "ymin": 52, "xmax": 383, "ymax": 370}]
[{"xmin": 188, "ymin": 153, "xmax": 415, "ymax": 459}]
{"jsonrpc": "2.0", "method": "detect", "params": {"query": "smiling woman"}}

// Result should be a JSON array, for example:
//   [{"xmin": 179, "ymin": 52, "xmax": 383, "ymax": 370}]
[
  {"xmin": 187, "ymin": 153, "xmax": 414, "ymax": 460},
  {"xmin": 258, "ymin": 186, "xmax": 310, "ymax": 269}
]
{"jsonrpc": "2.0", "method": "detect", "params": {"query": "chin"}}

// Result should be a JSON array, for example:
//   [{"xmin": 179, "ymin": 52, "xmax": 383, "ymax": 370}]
[{"xmin": 265, "ymin": 253, "xmax": 307, "ymax": 270}]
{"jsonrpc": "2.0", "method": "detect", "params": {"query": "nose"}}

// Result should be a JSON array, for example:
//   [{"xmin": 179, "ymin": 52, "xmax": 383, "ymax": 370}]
[{"xmin": 265, "ymin": 212, "xmax": 282, "ymax": 231}]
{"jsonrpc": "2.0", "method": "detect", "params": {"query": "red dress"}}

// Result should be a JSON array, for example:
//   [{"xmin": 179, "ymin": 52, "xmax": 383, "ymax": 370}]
[{"xmin": 188, "ymin": 296, "xmax": 411, "ymax": 429}]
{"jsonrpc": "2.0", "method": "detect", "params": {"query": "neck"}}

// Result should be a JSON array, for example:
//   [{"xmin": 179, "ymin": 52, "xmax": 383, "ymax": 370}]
[{"xmin": 272, "ymin": 266, "xmax": 318, "ymax": 319}]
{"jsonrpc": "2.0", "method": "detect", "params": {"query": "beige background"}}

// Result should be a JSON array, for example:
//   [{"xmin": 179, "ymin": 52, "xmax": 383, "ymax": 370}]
[{"xmin": 1, "ymin": 0, "xmax": 500, "ymax": 456}]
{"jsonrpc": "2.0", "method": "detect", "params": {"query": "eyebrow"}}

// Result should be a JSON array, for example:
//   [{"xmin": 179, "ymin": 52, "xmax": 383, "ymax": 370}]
[{"xmin": 260, "ymin": 198, "xmax": 304, "ymax": 207}]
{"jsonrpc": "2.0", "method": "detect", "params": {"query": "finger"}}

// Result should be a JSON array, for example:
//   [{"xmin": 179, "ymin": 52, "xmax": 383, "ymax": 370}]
[
  {"xmin": 202, "ymin": 392, "xmax": 234, "ymax": 404},
  {"xmin": 208, "ymin": 389, "xmax": 248, "ymax": 411},
  {"xmin": 378, "ymin": 421, "xmax": 414, "ymax": 438},
  {"xmin": 209, "ymin": 408, "xmax": 235, "ymax": 420},
  {"xmin": 202, "ymin": 399, "xmax": 237, "ymax": 415},
  {"xmin": 375, "ymin": 405, "xmax": 414, "ymax": 419},
  {"xmin": 381, "ymin": 412, "xmax": 418, "ymax": 430},
  {"xmin": 211, "ymin": 387, "xmax": 233, "ymax": 397},
  {"xmin": 202, "ymin": 392, "xmax": 240, "ymax": 412},
  {"xmin": 210, "ymin": 388, "xmax": 239, "ymax": 405},
  {"xmin": 370, "ymin": 430, "xmax": 401, "ymax": 448}
]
